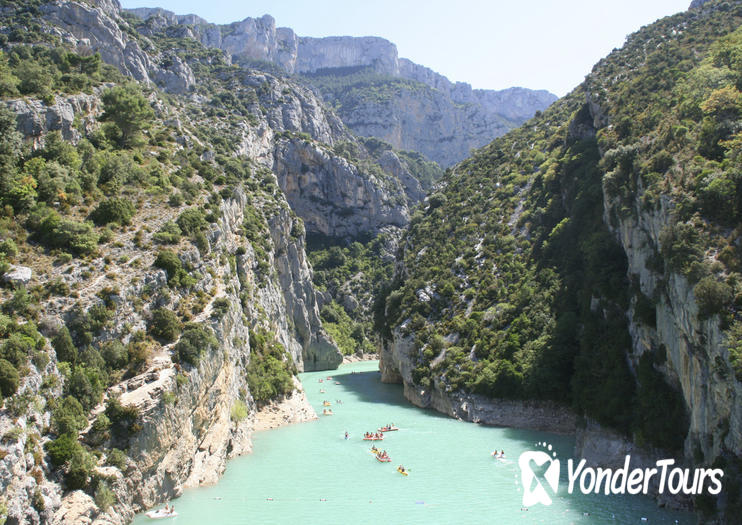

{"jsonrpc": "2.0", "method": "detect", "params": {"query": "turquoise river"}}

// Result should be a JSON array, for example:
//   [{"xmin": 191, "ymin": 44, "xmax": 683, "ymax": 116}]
[{"xmin": 133, "ymin": 360, "xmax": 693, "ymax": 524}]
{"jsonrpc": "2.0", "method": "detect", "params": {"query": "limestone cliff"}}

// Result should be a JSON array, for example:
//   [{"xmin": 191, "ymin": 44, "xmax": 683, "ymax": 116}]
[
  {"xmin": 379, "ymin": 2, "xmax": 742, "ymax": 520},
  {"xmin": 124, "ymin": 8, "xmax": 557, "ymax": 166}
]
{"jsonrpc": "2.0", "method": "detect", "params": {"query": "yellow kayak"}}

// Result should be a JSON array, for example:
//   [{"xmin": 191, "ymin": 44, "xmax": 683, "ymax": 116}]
[{"xmin": 397, "ymin": 466, "xmax": 409, "ymax": 476}]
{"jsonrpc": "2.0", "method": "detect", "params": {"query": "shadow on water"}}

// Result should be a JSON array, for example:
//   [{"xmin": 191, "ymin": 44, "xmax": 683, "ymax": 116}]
[
  {"xmin": 317, "ymin": 367, "xmax": 451, "ymax": 423},
  {"xmin": 311, "ymin": 364, "xmax": 694, "ymax": 524}
]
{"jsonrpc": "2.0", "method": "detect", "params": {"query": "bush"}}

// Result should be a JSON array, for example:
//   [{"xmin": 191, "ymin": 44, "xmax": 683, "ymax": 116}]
[
  {"xmin": 211, "ymin": 298, "xmax": 230, "ymax": 319},
  {"xmin": 0, "ymin": 358, "xmax": 19, "ymax": 398},
  {"xmin": 174, "ymin": 324, "xmax": 217, "ymax": 366},
  {"xmin": 694, "ymin": 276, "xmax": 733, "ymax": 319},
  {"xmin": 90, "ymin": 198, "xmax": 136, "ymax": 226},
  {"xmin": 230, "ymin": 399, "xmax": 248, "ymax": 422},
  {"xmin": 67, "ymin": 366, "xmax": 104, "ymax": 411},
  {"xmin": 45, "ymin": 433, "xmax": 82, "ymax": 466},
  {"xmin": 95, "ymin": 481, "xmax": 116, "ymax": 511},
  {"xmin": 34, "ymin": 211, "xmax": 99, "ymax": 256},
  {"xmin": 148, "ymin": 308, "xmax": 181, "ymax": 342},
  {"xmin": 176, "ymin": 208, "xmax": 206, "ymax": 236},
  {"xmin": 246, "ymin": 329, "xmax": 295, "ymax": 404},
  {"xmin": 52, "ymin": 396, "xmax": 87, "ymax": 435},
  {"xmin": 100, "ymin": 83, "xmax": 154, "ymax": 148},
  {"xmin": 100, "ymin": 340, "xmax": 128, "ymax": 370},
  {"xmin": 105, "ymin": 447, "xmax": 127, "ymax": 470},
  {"xmin": 153, "ymin": 250, "xmax": 194, "ymax": 287},
  {"xmin": 152, "ymin": 221, "xmax": 181, "ymax": 244},
  {"xmin": 52, "ymin": 326, "xmax": 77, "ymax": 363},
  {"xmin": 105, "ymin": 397, "xmax": 140, "ymax": 438},
  {"xmin": 65, "ymin": 447, "xmax": 95, "ymax": 490},
  {"xmin": 0, "ymin": 332, "xmax": 32, "ymax": 368}
]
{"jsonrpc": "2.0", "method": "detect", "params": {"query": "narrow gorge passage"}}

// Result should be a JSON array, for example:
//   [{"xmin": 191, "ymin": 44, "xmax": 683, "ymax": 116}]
[{"xmin": 133, "ymin": 361, "xmax": 693, "ymax": 525}]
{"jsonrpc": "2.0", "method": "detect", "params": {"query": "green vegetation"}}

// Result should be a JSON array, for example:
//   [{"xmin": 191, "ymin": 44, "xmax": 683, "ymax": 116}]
[
  {"xmin": 148, "ymin": 308, "xmax": 182, "ymax": 342},
  {"xmin": 174, "ymin": 323, "xmax": 217, "ymax": 366},
  {"xmin": 100, "ymin": 83, "xmax": 155, "ymax": 148},
  {"xmin": 90, "ymin": 198, "xmax": 136, "ymax": 226},
  {"xmin": 230, "ymin": 399, "xmax": 248, "ymax": 422},
  {"xmin": 246, "ymin": 328, "xmax": 295, "ymax": 404},
  {"xmin": 308, "ymin": 234, "xmax": 396, "ymax": 355},
  {"xmin": 382, "ymin": 1, "xmax": 742, "ymax": 454}
]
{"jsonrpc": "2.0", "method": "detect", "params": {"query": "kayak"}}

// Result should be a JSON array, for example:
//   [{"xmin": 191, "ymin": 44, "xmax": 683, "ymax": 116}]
[
  {"xmin": 376, "ymin": 455, "xmax": 391, "ymax": 463},
  {"xmin": 145, "ymin": 509, "xmax": 178, "ymax": 519},
  {"xmin": 397, "ymin": 467, "xmax": 409, "ymax": 476},
  {"xmin": 369, "ymin": 448, "xmax": 380, "ymax": 455},
  {"xmin": 322, "ymin": 401, "xmax": 331, "ymax": 406},
  {"xmin": 378, "ymin": 426, "xmax": 399, "ymax": 432}
]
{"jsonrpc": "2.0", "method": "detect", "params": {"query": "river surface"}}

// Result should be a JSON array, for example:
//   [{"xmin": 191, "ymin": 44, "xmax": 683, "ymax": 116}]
[{"xmin": 133, "ymin": 360, "xmax": 693, "ymax": 524}]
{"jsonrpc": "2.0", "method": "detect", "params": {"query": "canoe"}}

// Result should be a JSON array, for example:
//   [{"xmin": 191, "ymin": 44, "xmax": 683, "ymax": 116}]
[
  {"xmin": 378, "ymin": 426, "xmax": 399, "ymax": 432},
  {"xmin": 145, "ymin": 509, "xmax": 178, "ymax": 519},
  {"xmin": 397, "ymin": 467, "xmax": 409, "ymax": 476},
  {"xmin": 376, "ymin": 455, "xmax": 391, "ymax": 462}
]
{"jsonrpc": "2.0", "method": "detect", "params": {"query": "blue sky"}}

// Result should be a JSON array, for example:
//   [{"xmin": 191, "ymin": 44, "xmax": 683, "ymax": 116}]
[{"xmin": 119, "ymin": 0, "xmax": 691, "ymax": 97}]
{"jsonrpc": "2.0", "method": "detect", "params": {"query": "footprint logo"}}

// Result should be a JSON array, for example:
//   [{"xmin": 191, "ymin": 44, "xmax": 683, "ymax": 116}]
[{"xmin": 518, "ymin": 442, "xmax": 560, "ymax": 507}]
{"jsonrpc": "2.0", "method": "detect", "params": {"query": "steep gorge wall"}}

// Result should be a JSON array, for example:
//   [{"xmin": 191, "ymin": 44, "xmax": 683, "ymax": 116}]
[{"xmin": 125, "ymin": 7, "xmax": 557, "ymax": 166}]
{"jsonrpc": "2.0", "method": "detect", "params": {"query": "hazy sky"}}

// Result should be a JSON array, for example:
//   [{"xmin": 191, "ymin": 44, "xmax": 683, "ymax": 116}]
[{"xmin": 119, "ymin": 0, "xmax": 691, "ymax": 97}]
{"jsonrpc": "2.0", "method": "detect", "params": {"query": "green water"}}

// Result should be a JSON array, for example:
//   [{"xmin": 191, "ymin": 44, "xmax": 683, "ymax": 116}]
[{"xmin": 133, "ymin": 361, "xmax": 693, "ymax": 524}]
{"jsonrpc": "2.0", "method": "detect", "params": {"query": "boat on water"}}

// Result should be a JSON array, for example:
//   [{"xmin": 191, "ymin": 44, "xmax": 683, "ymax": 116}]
[
  {"xmin": 376, "ymin": 454, "xmax": 391, "ymax": 463},
  {"xmin": 335, "ymin": 381, "xmax": 340, "ymax": 385},
  {"xmin": 322, "ymin": 401, "xmax": 331, "ymax": 406},
  {"xmin": 319, "ymin": 389, "xmax": 325, "ymax": 393},
  {"xmin": 378, "ymin": 426, "xmax": 399, "ymax": 432},
  {"xmin": 363, "ymin": 434, "xmax": 383, "ymax": 441},
  {"xmin": 322, "ymin": 409, "xmax": 333, "ymax": 415},
  {"xmin": 397, "ymin": 466, "xmax": 409, "ymax": 476},
  {"xmin": 145, "ymin": 509, "xmax": 178, "ymax": 520}
]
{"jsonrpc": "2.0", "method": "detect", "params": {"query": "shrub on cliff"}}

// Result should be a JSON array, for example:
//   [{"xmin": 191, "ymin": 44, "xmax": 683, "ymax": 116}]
[
  {"xmin": 0, "ymin": 358, "xmax": 19, "ymax": 398},
  {"xmin": 153, "ymin": 250, "xmax": 196, "ymax": 288},
  {"xmin": 45, "ymin": 433, "xmax": 81, "ymax": 466},
  {"xmin": 174, "ymin": 324, "xmax": 217, "ymax": 366},
  {"xmin": 100, "ymin": 83, "xmax": 154, "ymax": 148},
  {"xmin": 694, "ymin": 276, "xmax": 733, "ymax": 319},
  {"xmin": 52, "ymin": 326, "xmax": 77, "ymax": 364},
  {"xmin": 90, "ymin": 198, "xmax": 136, "ymax": 226},
  {"xmin": 52, "ymin": 396, "xmax": 87, "ymax": 435},
  {"xmin": 148, "ymin": 308, "xmax": 182, "ymax": 342}
]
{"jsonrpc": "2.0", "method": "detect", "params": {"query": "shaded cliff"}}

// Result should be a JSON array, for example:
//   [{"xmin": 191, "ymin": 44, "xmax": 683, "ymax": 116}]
[{"xmin": 380, "ymin": 0, "xmax": 742, "ymax": 520}]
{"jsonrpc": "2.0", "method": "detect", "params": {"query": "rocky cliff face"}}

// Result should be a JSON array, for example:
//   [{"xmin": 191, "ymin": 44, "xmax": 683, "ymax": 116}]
[
  {"xmin": 39, "ymin": 0, "xmax": 195, "ymax": 94},
  {"xmin": 379, "ymin": 3, "xmax": 742, "ymax": 518},
  {"xmin": 272, "ymin": 137, "xmax": 408, "ymax": 238},
  {"xmin": 379, "ymin": 329, "xmax": 576, "ymax": 433},
  {"xmin": 124, "ymin": 8, "xmax": 557, "ymax": 166}
]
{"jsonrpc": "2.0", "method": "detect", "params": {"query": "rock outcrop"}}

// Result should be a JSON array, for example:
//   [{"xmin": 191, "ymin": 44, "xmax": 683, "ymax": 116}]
[
  {"xmin": 4, "ymin": 91, "xmax": 101, "ymax": 148},
  {"xmin": 40, "ymin": 0, "xmax": 195, "ymax": 94},
  {"xmin": 125, "ymin": 8, "xmax": 557, "ymax": 166},
  {"xmin": 272, "ymin": 138, "xmax": 408, "ymax": 238},
  {"xmin": 380, "ymin": 328, "xmax": 576, "ymax": 434}
]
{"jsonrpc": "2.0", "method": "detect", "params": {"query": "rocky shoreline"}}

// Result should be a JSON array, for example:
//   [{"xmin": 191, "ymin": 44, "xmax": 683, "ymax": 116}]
[{"xmin": 254, "ymin": 380, "xmax": 318, "ymax": 432}]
